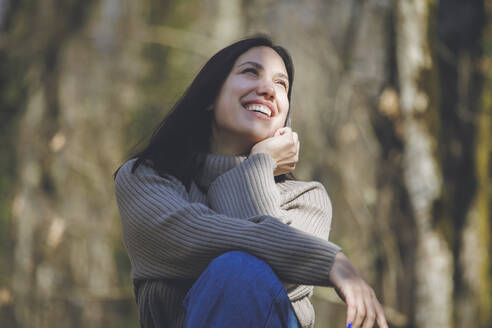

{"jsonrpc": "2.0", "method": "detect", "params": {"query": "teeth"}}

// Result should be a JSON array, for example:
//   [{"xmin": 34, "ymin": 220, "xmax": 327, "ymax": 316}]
[{"xmin": 245, "ymin": 104, "xmax": 272, "ymax": 117}]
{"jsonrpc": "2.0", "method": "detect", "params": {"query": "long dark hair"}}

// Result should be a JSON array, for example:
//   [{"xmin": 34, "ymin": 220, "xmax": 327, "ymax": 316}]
[{"xmin": 117, "ymin": 35, "xmax": 295, "ymax": 189}]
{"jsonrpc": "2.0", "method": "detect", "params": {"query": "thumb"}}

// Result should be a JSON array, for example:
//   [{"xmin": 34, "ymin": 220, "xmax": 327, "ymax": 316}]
[{"xmin": 275, "ymin": 127, "xmax": 290, "ymax": 136}]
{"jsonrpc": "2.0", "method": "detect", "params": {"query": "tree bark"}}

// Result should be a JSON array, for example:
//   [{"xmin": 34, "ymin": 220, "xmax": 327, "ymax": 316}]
[
  {"xmin": 1, "ymin": 1, "xmax": 490, "ymax": 327},
  {"xmin": 396, "ymin": 1, "xmax": 453, "ymax": 327}
]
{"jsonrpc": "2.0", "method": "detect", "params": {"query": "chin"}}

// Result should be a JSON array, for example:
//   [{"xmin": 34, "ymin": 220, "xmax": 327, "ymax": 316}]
[{"xmin": 248, "ymin": 130, "xmax": 273, "ymax": 143}]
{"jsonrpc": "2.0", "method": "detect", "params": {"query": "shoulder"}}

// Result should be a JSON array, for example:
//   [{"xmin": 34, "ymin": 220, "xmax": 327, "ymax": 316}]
[
  {"xmin": 114, "ymin": 158, "xmax": 187, "ymax": 197},
  {"xmin": 114, "ymin": 158, "xmax": 150, "ymax": 186}
]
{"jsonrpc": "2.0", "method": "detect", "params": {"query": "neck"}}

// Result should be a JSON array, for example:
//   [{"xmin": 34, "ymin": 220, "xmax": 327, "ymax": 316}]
[{"xmin": 210, "ymin": 126, "xmax": 252, "ymax": 156}]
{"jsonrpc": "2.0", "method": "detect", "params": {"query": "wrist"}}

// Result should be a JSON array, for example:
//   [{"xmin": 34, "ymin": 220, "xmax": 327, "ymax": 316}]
[
  {"xmin": 247, "ymin": 152, "xmax": 277, "ymax": 170},
  {"xmin": 328, "ymin": 252, "xmax": 356, "ymax": 285}
]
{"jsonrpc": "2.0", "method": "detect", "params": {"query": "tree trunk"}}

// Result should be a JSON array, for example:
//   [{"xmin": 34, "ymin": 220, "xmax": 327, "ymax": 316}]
[
  {"xmin": 1, "ymin": 1, "xmax": 490, "ymax": 327},
  {"xmin": 437, "ymin": 0, "xmax": 490, "ymax": 326},
  {"xmin": 396, "ymin": 1, "xmax": 453, "ymax": 327}
]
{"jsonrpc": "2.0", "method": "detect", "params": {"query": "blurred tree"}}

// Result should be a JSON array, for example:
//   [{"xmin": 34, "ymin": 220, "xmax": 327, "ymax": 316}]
[
  {"xmin": 0, "ymin": 0, "xmax": 490, "ymax": 327},
  {"xmin": 436, "ymin": 0, "xmax": 491, "ymax": 326},
  {"xmin": 395, "ymin": 1, "xmax": 454, "ymax": 327}
]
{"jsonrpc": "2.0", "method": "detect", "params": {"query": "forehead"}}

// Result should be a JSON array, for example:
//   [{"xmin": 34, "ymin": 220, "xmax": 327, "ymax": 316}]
[{"xmin": 234, "ymin": 46, "xmax": 288, "ymax": 75}]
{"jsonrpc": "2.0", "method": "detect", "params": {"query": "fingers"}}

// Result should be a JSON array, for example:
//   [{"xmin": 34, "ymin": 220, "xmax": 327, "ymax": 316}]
[
  {"xmin": 276, "ymin": 129, "xmax": 297, "ymax": 157},
  {"xmin": 348, "ymin": 288, "xmax": 387, "ymax": 328},
  {"xmin": 275, "ymin": 127, "xmax": 291, "ymax": 136},
  {"xmin": 353, "ymin": 287, "xmax": 366, "ymax": 328},
  {"xmin": 331, "ymin": 253, "xmax": 388, "ymax": 328},
  {"xmin": 276, "ymin": 128, "xmax": 293, "ymax": 143},
  {"xmin": 363, "ymin": 289, "xmax": 388, "ymax": 328},
  {"xmin": 283, "ymin": 130, "xmax": 297, "ymax": 153},
  {"xmin": 268, "ymin": 128, "xmax": 300, "ymax": 176},
  {"xmin": 361, "ymin": 289, "xmax": 376, "ymax": 328},
  {"xmin": 293, "ymin": 132, "xmax": 299, "ymax": 158},
  {"xmin": 345, "ymin": 291, "xmax": 357, "ymax": 328},
  {"xmin": 375, "ymin": 299, "xmax": 389, "ymax": 328}
]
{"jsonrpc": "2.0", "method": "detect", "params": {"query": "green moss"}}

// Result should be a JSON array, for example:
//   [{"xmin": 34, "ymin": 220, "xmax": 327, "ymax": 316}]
[
  {"xmin": 477, "ymin": 74, "xmax": 492, "ymax": 326},
  {"xmin": 477, "ymin": 3, "xmax": 492, "ymax": 323},
  {"xmin": 420, "ymin": 0, "xmax": 441, "ymax": 139},
  {"xmin": 414, "ymin": 1, "xmax": 457, "ymax": 249}
]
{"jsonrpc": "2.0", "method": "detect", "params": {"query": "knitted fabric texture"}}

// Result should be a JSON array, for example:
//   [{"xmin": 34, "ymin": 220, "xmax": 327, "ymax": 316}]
[{"xmin": 114, "ymin": 152, "xmax": 342, "ymax": 327}]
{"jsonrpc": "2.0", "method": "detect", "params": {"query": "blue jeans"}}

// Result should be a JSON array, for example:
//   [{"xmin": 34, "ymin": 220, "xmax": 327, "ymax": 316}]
[{"xmin": 183, "ymin": 251, "xmax": 301, "ymax": 328}]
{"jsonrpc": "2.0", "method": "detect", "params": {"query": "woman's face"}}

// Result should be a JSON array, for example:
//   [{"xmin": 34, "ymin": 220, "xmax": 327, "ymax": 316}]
[{"xmin": 211, "ymin": 46, "xmax": 290, "ymax": 155}]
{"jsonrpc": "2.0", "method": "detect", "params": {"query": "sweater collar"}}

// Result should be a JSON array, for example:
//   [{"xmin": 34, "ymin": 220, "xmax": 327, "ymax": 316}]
[{"xmin": 195, "ymin": 153, "xmax": 247, "ymax": 190}]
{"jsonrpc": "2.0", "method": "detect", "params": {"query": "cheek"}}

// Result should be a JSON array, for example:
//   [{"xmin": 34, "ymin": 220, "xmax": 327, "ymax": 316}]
[
  {"xmin": 278, "ymin": 98, "xmax": 290, "ymax": 123},
  {"xmin": 223, "ymin": 77, "xmax": 251, "ymax": 96},
  {"xmin": 213, "ymin": 106, "xmax": 233, "ymax": 129},
  {"xmin": 215, "ymin": 83, "xmax": 246, "ymax": 113},
  {"xmin": 213, "ymin": 86, "xmax": 237, "ymax": 122}
]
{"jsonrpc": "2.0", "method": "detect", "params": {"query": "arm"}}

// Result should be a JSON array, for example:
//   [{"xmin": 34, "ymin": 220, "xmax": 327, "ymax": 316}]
[
  {"xmin": 329, "ymin": 252, "xmax": 389, "ymax": 328},
  {"xmin": 114, "ymin": 159, "xmax": 341, "ymax": 285},
  {"xmin": 207, "ymin": 152, "xmax": 335, "ymax": 299},
  {"xmin": 207, "ymin": 128, "xmax": 388, "ymax": 328},
  {"xmin": 207, "ymin": 127, "xmax": 332, "ymax": 240},
  {"xmin": 207, "ymin": 153, "xmax": 332, "ymax": 240}
]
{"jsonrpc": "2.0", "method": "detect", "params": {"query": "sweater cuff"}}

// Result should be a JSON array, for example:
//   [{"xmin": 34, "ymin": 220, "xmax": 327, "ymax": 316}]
[
  {"xmin": 207, "ymin": 153, "xmax": 280, "ymax": 218},
  {"xmin": 249, "ymin": 152, "xmax": 277, "ymax": 169}
]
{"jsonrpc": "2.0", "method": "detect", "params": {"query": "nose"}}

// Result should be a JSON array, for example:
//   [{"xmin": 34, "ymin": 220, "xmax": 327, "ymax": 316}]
[{"xmin": 256, "ymin": 80, "xmax": 276, "ymax": 100}]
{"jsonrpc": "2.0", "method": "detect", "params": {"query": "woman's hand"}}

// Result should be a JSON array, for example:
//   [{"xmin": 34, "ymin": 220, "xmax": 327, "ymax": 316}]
[
  {"xmin": 329, "ymin": 252, "xmax": 388, "ymax": 328},
  {"xmin": 250, "ymin": 127, "xmax": 299, "ymax": 176}
]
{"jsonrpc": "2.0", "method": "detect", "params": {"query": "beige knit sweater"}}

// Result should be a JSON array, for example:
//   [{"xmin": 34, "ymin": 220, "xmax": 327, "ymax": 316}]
[{"xmin": 114, "ymin": 152, "xmax": 342, "ymax": 327}]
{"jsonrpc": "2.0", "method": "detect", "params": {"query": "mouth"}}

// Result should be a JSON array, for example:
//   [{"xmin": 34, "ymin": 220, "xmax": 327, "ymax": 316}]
[
  {"xmin": 242, "ymin": 101, "xmax": 274, "ymax": 118},
  {"xmin": 244, "ymin": 104, "xmax": 271, "ymax": 117}
]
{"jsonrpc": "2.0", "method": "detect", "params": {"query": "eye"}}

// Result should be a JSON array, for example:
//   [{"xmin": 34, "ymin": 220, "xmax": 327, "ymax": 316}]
[
  {"xmin": 241, "ymin": 67, "xmax": 258, "ymax": 75},
  {"xmin": 276, "ymin": 80, "xmax": 288, "ymax": 89}
]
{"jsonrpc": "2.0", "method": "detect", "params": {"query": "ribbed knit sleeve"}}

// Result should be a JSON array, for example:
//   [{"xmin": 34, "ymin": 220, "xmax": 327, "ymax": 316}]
[
  {"xmin": 114, "ymin": 159, "xmax": 340, "ymax": 286},
  {"xmin": 207, "ymin": 153, "xmax": 335, "ymax": 241}
]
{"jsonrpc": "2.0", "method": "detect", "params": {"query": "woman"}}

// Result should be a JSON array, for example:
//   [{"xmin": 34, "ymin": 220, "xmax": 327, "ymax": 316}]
[{"xmin": 114, "ymin": 36, "xmax": 388, "ymax": 328}]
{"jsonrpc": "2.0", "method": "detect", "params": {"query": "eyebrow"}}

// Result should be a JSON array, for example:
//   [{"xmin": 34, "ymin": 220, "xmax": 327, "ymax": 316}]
[{"xmin": 237, "ymin": 61, "xmax": 289, "ymax": 82}]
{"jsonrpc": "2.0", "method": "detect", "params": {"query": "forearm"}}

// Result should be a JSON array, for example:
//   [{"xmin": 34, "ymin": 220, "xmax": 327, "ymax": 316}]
[
  {"xmin": 115, "ymin": 159, "xmax": 340, "ymax": 285},
  {"xmin": 207, "ymin": 153, "xmax": 334, "ymax": 240},
  {"xmin": 207, "ymin": 153, "xmax": 283, "ymax": 218}
]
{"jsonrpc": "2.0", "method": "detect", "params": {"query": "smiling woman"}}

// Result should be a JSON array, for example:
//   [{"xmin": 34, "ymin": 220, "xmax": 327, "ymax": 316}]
[
  {"xmin": 211, "ymin": 47, "xmax": 291, "ymax": 155},
  {"xmin": 113, "ymin": 36, "xmax": 388, "ymax": 328}
]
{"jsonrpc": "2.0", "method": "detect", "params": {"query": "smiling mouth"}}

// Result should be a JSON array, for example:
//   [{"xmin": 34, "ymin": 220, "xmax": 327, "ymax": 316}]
[{"xmin": 243, "ymin": 104, "xmax": 272, "ymax": 117}]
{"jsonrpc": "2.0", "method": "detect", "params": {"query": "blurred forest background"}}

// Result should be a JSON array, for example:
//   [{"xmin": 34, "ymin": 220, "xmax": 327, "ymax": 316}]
[{"xmin": 0, "ymin": 0, "xmax": 491, "ymax": 327}]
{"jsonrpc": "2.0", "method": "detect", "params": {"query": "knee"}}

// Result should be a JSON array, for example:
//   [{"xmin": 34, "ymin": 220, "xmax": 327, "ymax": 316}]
[
  {"xmin": 210, "ymin": 251, "xmax": 262, "ymax": 268},
  {"xmin": 207, "ymin": 251, "xmax": 279, "ymax": 287},
  {"xmin": 184, "ymin": 252, "xmax": 294, "ymax": 328}
]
